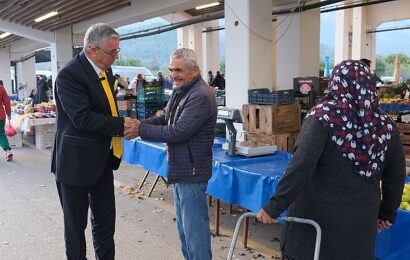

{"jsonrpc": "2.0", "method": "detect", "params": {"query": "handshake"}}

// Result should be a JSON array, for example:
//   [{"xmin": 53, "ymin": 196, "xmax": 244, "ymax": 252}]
[{"xmin": 123, "ymin": 117, "xmax": 141, "ymax": 140}]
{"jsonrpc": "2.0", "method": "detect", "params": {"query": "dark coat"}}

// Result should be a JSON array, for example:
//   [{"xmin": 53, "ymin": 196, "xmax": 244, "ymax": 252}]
[
  {"xmin": 263, "ymin": 117, "xmax": 405, "ymax": 260},
  {"xmin": 211, "ymin": 73, "xmax": 225, "ymax": 90},
  {"xmin": 51, "ymin": 52, "xmax": 124, "ymax": 187},
  {"xmin": 139, "ymin": 75, "xmax": 217, "ymax": 183},
  {"xmin": 34, "ymin": 79, "xmax": 49, "ymax": 104}
]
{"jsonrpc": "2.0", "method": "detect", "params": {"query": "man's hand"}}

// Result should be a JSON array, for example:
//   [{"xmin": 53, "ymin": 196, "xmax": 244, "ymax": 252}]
[
  {"xmin": 123, "ymin": 117, "xmax": 141, "ymax": 140},
  {"xmin": 256, "ymin": 208, "xmax": 278, "ymax": 224}
]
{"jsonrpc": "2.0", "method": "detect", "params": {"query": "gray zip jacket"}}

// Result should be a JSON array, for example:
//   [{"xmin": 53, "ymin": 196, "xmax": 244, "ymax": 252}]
[{"xmin": 139, "ymin": 75, "xmax": 217, "ymax": 183}]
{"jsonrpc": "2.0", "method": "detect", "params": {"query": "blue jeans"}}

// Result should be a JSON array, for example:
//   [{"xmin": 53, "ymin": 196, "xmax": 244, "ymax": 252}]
[{"xmin": 173, "ymin": 182, "xmax": 212, "ymax": 260}]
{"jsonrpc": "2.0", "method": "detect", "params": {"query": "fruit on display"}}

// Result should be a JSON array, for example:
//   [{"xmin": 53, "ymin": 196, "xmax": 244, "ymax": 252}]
[
  {"xmin": 379, "ymin": 97, "xmax": 402, "ymax": 104},
  {"xmin": 400, "ymin": 183, "xmax": 410, "ymax": 211}
]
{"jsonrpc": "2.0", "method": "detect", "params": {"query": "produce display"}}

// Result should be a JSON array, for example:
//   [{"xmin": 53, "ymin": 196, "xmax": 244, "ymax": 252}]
[{"xmin": 400, "ymin": 183, "xmax": 410, "ymax": 211}]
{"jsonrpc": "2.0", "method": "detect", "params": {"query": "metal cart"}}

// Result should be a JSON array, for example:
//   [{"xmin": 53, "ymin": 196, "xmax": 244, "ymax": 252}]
[{"xmin": 227, "ymin": 212, "xmax": 322, "ymax": 260}]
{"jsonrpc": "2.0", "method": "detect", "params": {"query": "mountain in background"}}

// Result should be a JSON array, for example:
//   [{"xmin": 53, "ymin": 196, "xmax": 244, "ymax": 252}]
[
  {"xmin": 37, "ymin": 16, "xmax": 410, "ymax": 71},
  {"xmin": 117, "ymin": 18, "xmax": 177, "ymax": 71}
]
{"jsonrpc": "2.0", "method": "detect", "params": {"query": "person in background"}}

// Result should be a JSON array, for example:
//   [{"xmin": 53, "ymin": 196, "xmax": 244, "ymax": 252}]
[
  {"xmin": 128, "ymin": 73, "xmax": 144, "ymax": 91},
  {"xmin": 126, "ymin": 48, "xmax": 217, "ymax": 260},
  {"xmin": 52, "ymin": 23, "xmax": 138, "ymax": 260},
  {"xmin": 360, "ymin": 58, "xmax": 383, "ymax": 85},
  {"xmin": 157, "ymin": 71, "xmax": 165, "ymax": 89},
  {"xmin": 210, "ymin": 71, "xmax": 225, "ymax": 90},
  {"xmin": 34, "ymin": 75, "xmax": 49, "ymax": 104},
  {"xmin": 29, "ymin": 89, "xmax": 36, "ymax": 99},
  {"xmin": 257, "ymin": 60, "xmax": 405, "ymax": 260},
  {"xmin": 114, "ymin": 73, "xmax": 128, "ymax": 96},
  {"xmin": 0, "ymin": 80, "xmax": 13, "ymax": 162},
  {"xmin": 164, "ymin": 75, "xmax": 173, "ymax": 90},
  {"xmin": 207, "ymin": 70, "xmax": 214, "ymax": 86}
]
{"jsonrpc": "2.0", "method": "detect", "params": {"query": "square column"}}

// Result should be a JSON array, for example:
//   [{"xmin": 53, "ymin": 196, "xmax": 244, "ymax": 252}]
[
  {"xmin": 276, "ymin": 9, "xmax": 320, "ymax": 90},
  {"xmin": 0, "ymin": 46, "xmax": 12, "ymax": 94},
  {"xmin": 202, "ymin": 20, "xmax": 220, "ymax": 78},
  {"xmin": 50, "ymin": 26, "xmax": 73, "ymax": 83},
  {"xmin": 16, "ymin": 56, "xmax": 36, "ymax": 98},
  {"xmin": 188, "ymin": 24, "xmax": 203, "ymax": 76},
  {"xmin": 177, "ymin": 27, "xmax": 189, "ymax": 48},
  {"xmin": 225, "ymin": 0, "xmax": 272, "ymax": 109},
  {"xmin": 351, "ymin": 7, "xmax": 368, "ymax": 60},
  {"xmin": 335, "ymin": 9, "xmax": 352, "ymax": 64}
]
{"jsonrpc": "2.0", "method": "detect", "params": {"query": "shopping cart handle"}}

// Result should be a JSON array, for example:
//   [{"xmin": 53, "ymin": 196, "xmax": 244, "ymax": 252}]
[{"xmin": 227, "ymin": 212, "xmax": 321, "ymax": 260}]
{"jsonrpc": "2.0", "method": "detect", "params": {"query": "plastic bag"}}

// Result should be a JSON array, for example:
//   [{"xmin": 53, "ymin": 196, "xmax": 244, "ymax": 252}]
[{"xmin": 5, "ymin": 122, "xmax": 16, "ymax": 137}]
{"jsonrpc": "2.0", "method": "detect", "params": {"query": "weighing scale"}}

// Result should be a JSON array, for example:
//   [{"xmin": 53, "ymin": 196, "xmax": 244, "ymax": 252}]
[{"xmin": 217, "ymin": 107, "xmax": 277, "ymax": 157}]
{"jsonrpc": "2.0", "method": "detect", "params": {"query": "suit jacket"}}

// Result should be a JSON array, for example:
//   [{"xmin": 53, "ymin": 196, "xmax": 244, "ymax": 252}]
[{"xmin": 51, "ymin": 52, "xmax": 124, "ymax": 187}]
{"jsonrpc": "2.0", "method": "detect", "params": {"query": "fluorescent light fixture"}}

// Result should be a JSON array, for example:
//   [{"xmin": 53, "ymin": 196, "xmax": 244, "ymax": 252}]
[
  {"xmin": 34, "ymin": 11, "xmax": 58, "ymax": 22},
  {"xmin": 0, "ymin": 32, "xmax": 11, "ymax": 39},
  {"xmin": 195, "ymin": 2, "xmax": 220, "ymax": 10}
]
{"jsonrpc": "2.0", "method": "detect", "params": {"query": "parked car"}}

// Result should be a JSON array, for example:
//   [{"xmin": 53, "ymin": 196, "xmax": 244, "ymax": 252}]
[
  {"xmin": 381, "ymin": 76, "xmax": 403, "ymax": 85},
  {"xmin": 111, "ymin": 65, "xmax": 157, "ymax": 82}
]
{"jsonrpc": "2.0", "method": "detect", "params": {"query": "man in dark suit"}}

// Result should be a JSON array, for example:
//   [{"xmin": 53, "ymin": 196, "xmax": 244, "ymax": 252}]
[{"xmin": 51, "ymin": 23, "xmax": 138, "ymax": 260}]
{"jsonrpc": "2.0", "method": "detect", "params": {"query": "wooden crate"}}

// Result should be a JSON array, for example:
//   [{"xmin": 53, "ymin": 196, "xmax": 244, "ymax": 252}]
[
  {"xmin": 242, "ymin": 103, "xmax": 301, "ymax": 135},
  {"xmin": 117, "ymin": 100, "xmax": 131, "ymax": 111},
  {"xmin": 397, "ymin": 123, "xmax": 410, "ymax": 156},
  {"xmin": 244, "ymin": 132, "xmax": 299, "ymax": 153}
]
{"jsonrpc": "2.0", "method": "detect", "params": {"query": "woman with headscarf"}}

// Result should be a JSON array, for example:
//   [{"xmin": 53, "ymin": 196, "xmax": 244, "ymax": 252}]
[{"xmin": 257, "ymin": 60, "xmax": 405, "ymax": 260}]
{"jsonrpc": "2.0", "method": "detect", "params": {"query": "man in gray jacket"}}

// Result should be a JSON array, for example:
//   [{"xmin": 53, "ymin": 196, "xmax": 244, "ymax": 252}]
[{"xmin": 127, "ymin": 48, "xmax": 217, "ymax": 260}]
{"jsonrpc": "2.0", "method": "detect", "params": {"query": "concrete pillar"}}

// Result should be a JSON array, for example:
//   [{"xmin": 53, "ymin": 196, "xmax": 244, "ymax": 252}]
[
  {"xmin": 50, "ymin": 26, "xmax": 73, "ymax": 84},
  {"xmin": 16, "ymin": 57, "xmax": 36, "ymax": 99},
  {"xmin": 272, "ymin": 20, "xmax": 277, "ymax": 90},
  {"xmin": 0, "ymin": 46, "xmax": 12, "ymax": 94},
  {"xmin": 351, "ymin": 7, "xmax": 367, "ymax": 60},
  {"xmin": 188, "ymin": 24, "xmax": 203, "ymax": 76},
  {"xmin": 276, "ymin": 9, "xmax": 320, "ymax": 90},
  {"xmin": 177, "ymin": 27, "xmax": 189, "ymax": 49},
  {"xmin": 334, "ymin": 9, "xmax": 352, "ymax": 64},
  {"xmin": 202, "ymin": 20, "xmax": 220, "ymax": 79},
  {"xmin": 225, "ymin": 0, "xmax": 272, "ymax": 110}
]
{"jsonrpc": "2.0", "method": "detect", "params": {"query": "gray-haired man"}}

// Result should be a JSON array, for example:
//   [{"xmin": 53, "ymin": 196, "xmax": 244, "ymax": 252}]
[
  {"xmin": 127, "ymin": 48, "xmax": 217, "ymax": 259},
  {"xmin": 52, "ymin": 23, "xmax": 138, "ymax": 259}
]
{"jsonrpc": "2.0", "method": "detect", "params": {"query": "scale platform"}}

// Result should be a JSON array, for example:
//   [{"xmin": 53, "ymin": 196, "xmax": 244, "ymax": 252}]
[{"xmin": 222, "ymin": 141, "xmax": 277, "ymax": 157}]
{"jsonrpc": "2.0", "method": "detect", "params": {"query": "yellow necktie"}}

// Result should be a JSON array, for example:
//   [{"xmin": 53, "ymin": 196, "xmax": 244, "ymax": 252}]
[{"xmin": 99, "ymin": 70, "xmax": 123, "ymax": 158}]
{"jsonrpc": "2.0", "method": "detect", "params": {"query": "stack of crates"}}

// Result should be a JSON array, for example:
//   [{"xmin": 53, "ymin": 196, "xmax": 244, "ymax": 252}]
[{"xmin": 136, "ymin": 80, "xmax": 164, "ymax": 119}]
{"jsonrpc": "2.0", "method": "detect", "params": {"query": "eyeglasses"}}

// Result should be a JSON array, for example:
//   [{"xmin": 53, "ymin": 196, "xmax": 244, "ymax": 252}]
[{"xmin": 94, "ymin": 46, "xmax": 120, "ymax": 57}]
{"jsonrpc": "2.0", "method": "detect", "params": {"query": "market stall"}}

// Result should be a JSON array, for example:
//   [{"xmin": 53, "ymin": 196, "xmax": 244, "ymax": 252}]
[{"xmin": 10, "ymin": 100, "xmax": 56, "ymax": 149}]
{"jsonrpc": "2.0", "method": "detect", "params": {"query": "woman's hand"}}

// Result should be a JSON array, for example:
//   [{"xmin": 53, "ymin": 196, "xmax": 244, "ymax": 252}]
[
  {"xmin": 377, "ymin": 219, "xmax": 392, "ymax": 232},
  {"xmin": 256, "ymin": 209, "xmax": 278, "ymax": 224}
]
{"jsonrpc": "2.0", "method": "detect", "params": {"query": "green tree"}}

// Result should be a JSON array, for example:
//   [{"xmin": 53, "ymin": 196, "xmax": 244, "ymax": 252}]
[
  {"xmin": 114, "ymin": 58, "xmax": 141, "ymax": 66},
  {"xmin": 219, "ymin": 60, "xmax": 225, "ymax": 74},
  {"xmin": 375, "ymin": 55, "xmax": 386, "ymax": 75}
]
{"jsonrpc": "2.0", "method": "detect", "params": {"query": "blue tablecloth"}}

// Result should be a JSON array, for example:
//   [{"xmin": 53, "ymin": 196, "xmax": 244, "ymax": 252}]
[
  {"xmin": 375, "ymin": 209, "xmax": 410, "ymax": 260},
  {"xmin": 208, "ymin": 145, "xmax": 292, "ymax": 212},
  {"xmin": 122, "ymin": 138, "xmax": 168, "ymax": 176},
  {"xmin": 123, "ymin": 138, "xmax": 292, "ymax": 212}
]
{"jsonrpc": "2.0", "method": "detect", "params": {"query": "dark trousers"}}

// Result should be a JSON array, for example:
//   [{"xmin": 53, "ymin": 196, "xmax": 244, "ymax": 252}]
[{"xmin": 56, "ymin": 166, "xmax": 116, "ymax": 260}]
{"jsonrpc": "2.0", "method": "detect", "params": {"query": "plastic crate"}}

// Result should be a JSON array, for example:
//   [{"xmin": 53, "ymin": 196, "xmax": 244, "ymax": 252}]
[
  {"xmin": 118, "ymin": 110, "xmax": 130, "ymax": 117},
  {"xmin": 248, "ymin": 89, "xmax": 295, "ymax": 105},
  {"xmin": 216, "ymin": 96, "xmax": 225, "ymax": 106},
  {"xmin": 35, "ymin": 124, "xmax": 55, "ymax": 149},
  {"xmin": 137, "ymin": 109, "xmax": 158, "ymax": 119},
  {"xmin": 8, "ymin": 132, "xmax": 23, "ymax": 148},
  {"xmin": 137, "ymin": 84, "xmax": 164, "ymax": 103}
]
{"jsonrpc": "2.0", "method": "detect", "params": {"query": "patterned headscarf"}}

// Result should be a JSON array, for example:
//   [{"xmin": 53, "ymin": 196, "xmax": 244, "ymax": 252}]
[{"xmin": 306, "ymin": 60, "xmax": 395, "ymax": 177}]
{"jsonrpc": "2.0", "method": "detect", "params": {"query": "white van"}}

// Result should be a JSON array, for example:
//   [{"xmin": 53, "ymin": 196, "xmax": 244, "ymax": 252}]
[{"xmin": 111, "ymin": 65, "xmax": 157, "ymax": 82}]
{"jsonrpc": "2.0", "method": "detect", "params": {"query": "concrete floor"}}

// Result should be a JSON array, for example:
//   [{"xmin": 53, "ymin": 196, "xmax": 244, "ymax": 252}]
[{"xmin": 0, "ymin": 138, "xmax": 282, "ymax": 260}]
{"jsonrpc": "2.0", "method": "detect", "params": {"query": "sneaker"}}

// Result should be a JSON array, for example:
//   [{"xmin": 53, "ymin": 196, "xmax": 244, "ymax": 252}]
[{"xmin": 5, "ymin": 150, "xmax": 13, "ymax": 162}]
